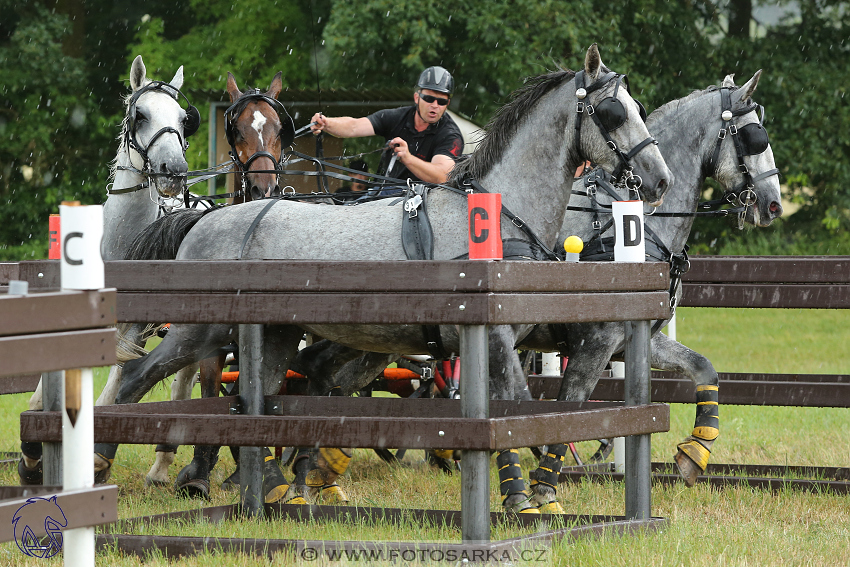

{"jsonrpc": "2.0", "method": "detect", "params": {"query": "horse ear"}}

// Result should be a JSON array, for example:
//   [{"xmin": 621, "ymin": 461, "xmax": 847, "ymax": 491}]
[
  {"xmin": 722, "ymin": 74, "xmax": 736, "ymax": 88},
  {"xmin": 130, "ymin": 55, "xmax": 147, "ymax": 92},
  {"xmin": 267, "ymin": 72, "xmax": 283, "ymax": 99},
  {"xmin": 226, "ymin": 72, "xmax": 242, "ymax": 103},
  {"xmin": 584, "ymin": 43, "xmax": 602, "ymax": 81},
  {"xmin": 732, "ymin": 70, "xmax": 762, "ymax": 106},
  {"xmin": 169, "ymin": 65, "xmax": 185, "ymax": 91}
]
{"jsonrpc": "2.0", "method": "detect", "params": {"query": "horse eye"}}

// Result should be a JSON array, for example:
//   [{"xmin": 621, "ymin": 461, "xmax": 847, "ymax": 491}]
[{"xmin": 135, "ymin": 109, "xmax": 148, "ymax": 123}]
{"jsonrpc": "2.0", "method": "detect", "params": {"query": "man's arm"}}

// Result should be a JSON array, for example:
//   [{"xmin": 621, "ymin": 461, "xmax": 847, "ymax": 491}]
[
  {"xmin": 310, "ymin": 112, "xmax": 375, "ymax": 138},
  {"xmin": 389, "ymin": 137, "xmax": 455, "ymax": 184}
]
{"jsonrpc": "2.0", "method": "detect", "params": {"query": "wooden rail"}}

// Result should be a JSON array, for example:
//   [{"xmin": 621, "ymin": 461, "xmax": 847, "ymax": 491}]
[{"xmin": 0, "ymin": 288, "xmax": 118, "ymax": 545}]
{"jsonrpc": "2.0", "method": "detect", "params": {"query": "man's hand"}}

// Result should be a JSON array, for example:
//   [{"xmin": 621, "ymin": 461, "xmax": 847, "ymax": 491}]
[
  {"xmin": 310, "ymin": 112, "xmax": 327, "ymax": 135},
  {"xmin": 389, "ymin": 137, "xmax": 409, "ymax": 162}
]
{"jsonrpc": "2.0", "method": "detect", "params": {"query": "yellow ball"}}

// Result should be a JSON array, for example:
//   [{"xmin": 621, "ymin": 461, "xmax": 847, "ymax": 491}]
[{"xmin": 564, "ymin": 235, "xmax": 584, "ymax": 254}]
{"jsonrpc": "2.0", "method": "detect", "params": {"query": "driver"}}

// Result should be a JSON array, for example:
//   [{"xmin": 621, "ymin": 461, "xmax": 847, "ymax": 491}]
[{"xmin": 309, "ymin": 66, "xmax": 464, "ymax": 188}]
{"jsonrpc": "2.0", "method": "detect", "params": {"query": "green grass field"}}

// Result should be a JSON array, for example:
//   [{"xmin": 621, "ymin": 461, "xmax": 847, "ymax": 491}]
[{"xmin": 1, "ymin": 307, "xmax": 848, "ymax": 565}]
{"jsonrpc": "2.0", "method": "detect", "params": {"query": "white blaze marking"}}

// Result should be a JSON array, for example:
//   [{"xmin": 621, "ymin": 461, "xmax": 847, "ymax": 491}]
[{"xmin": 252, "ymin": 111, "xmax": 267, "ymax": 149}]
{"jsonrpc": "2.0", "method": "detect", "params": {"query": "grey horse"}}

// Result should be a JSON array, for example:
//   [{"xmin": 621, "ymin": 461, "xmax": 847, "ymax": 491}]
[
  {"xmin": 98, "ymin": 44, "xmax": 672, "ymax": 512},
  {"xmin": 288, "ymin": 69, "xmax": 783, "ymax": 507}
]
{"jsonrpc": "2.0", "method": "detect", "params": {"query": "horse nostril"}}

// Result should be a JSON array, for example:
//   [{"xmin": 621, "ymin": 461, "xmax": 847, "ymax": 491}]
[
  {"xmin": 769, "ymin": 201, "xmax": 783, "ymax": 217},
  {"xmin": 249, "ymin": 186, "xmax": 264, "ymax": 201},
  {"xmin": 269, "ymin": 186, "xmax": 281, "ymax": 198}
]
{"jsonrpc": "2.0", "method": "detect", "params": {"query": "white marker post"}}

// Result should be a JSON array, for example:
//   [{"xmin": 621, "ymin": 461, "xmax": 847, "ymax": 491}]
[
  {"xmin": 59, "ymin": 201, "xmax": 103, "ymax": 567},
  {"xmin": 613, "ymin": 199, "xmax": 653, "ymax": 519}
]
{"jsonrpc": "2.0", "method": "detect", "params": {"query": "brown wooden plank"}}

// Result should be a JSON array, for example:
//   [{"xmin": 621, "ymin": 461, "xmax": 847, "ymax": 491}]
[
  {"xmin": 105, "ymin": 260, "xmax": 669, "ymax": 293},
  {"xmin": 116, "ymin": 291, "xmax": 669, "ymax": 325},
  {"xmin": 0, "ymin": 289, "xmax": 116, "ymax": 337},
  {"xmin": 680, "ymin": 283, "xmax": 850, "ymax": 308},
  {"xmin": 22, "ymin": 412, "xmax": 496, "ymax": 449},
  {"xmin": 23, "ymin": 402, "xmax": 664, "ymax": 450},
  {"xmin": 0, "ymin": 260, "xmax": 59, "ymax": 290},
  {"xmin": 0, "ymin": 374, "xmax": 41, "ymax": 394},
  {"xmin": 685, "ymin": 256, "xmax": 850, "ymax": 284},
  {"xmin": 0, "ymin": 328, "xmax": 117, "ymax": 377},
  {"xmin": 0, "ymin": 485, "xmax": 118, "ymax": 544},
  {"xmin": 490, "ymin": 404, "xmax": 669, "ymax": 449},
  {"xmin": 528, "ymin": 375, "xmax": 850, "ymax": 408}
]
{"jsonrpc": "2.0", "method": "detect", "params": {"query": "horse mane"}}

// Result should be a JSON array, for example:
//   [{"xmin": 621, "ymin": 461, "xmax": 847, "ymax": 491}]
[
  {"xmin": 648, "ymin": 81, "xmax": 740, "ymax": 126},
  {"xmin": 449, "ymin": 67, "xmax": 578, "ymax": 184}
]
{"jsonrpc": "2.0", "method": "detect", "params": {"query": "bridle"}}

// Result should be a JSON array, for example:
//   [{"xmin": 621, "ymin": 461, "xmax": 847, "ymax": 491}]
[
  {"xmin": 108, "ymin": 81, "xmax": 199, "ymax": 196},
  {"xmin": 574, "ymin": 70, "xmax": 657, "ymax": 196},
  {"xmin": 703, "ymin": 87, "xmax": 779, "ymax": 228},
  {"xmin": 224, "ymin": 89, "xmax": 295, "ymax": 199}
]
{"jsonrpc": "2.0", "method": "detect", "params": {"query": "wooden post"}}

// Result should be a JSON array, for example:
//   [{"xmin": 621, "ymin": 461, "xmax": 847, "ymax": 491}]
[
  {"xmin": 42, "ymin": 370, "xmax": 63, "ymax": 485},
  {"xmin": 239, "ymin": 323, "xmax": 265, "ymax": 518},
  {"xmin": 624, "ymin": 320, "xmax": 652, "ymax": 519},
  {"xmin": 459, "ymin": 324, "xmax": 490, "ymax": 543}
]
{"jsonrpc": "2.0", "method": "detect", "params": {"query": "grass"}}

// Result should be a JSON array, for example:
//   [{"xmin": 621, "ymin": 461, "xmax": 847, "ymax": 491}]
[{"xmin": 1, "ymin": 308, "xmax": 849, "ymax": 565}]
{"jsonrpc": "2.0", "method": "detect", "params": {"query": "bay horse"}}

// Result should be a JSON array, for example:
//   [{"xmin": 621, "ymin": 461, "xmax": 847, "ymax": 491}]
[
  {"xmin": 100, "ymin": 44, "xmax": 673, "ymax": 512},
  {"xmin": 18, "ymin": 55, "xmax": 195, "ymax": 484}
]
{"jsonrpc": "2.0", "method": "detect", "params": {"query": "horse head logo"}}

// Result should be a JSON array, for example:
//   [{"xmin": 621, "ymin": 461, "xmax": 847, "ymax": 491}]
[{"xmin": 12, "ymin": 495, "xmax": 67, "ymax": 558}]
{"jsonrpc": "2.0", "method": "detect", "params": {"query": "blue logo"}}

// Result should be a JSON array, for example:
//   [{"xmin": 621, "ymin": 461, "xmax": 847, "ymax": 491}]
[{"xmin": 12, "ymin": 496, "xmax": 67, "ymax": 558}]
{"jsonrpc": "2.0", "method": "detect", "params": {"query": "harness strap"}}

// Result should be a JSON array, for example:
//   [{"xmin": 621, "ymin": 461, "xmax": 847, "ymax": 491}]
[{"xmin": 238, "ymin": 198, "xmax": 280, "ymax": 259}]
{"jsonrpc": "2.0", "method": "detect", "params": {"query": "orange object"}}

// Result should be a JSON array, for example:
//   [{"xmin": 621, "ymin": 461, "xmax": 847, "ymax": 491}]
[
  {"xmin": 381, "ymin": 367, "xmax": 421, "ymax": 380},
  {"xmin": 221, "ymin": 369, "xmax": 306, "ymax": 383},
  {"xmin": 467, "ymin": 193, "xmax": 503, "ymax": 260},
  {"xmin": 48, "ymin": 215, "xmax": 60, "ymax": 259}
]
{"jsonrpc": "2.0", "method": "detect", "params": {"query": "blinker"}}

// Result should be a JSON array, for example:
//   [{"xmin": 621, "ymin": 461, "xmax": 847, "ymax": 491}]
[{"xmin": 736, "ymin": 123, "xmax": 770, "ymax": 155}]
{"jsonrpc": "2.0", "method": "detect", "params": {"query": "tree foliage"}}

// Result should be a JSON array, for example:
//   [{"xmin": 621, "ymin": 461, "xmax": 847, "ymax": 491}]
[{"xmin": 2, "ymin": 0, "xmax": 849, "ymax": 258}]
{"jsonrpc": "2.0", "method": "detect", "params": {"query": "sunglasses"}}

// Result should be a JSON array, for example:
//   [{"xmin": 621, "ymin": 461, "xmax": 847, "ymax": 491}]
[{"xmin": 418, "ymin": 92, "xmax": 450, "ymax": 106}]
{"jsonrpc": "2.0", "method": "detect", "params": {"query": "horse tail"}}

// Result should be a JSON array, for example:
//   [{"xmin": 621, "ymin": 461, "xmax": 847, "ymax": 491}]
[{"xmin": 125, "ymin": 208, "xmax": 213, "ymax": 260}]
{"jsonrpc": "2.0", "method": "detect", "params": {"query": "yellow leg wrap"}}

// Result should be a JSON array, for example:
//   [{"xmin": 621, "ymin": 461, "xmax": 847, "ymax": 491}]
[
  {"xmin": 677, "ymin": 438, "xmax": 711, "ymax": 471},
  {"xmin": 432, "ymin": 449, "xmax": 454, "ymax": 461},
  {"xmin": 305, "ymin": 468, "xmax": 325, "ymax": 488},
  {"xmin": 693, "ymin": 426, "xmax": 720, "ymax": 441},
  {"xmin": 266, "ymin": 483, "xmax": 294, "ymax": 504},
  {"xmin": 318, "ymin": 448, "xmax": 352, "ymax": 475},
  {"xmin": 321, "ymin": 484, "xmax": 350, "ymax": 504},
  {"xmin": 537, "ymin": 500, "xmax": 565, "ymax": 514}
]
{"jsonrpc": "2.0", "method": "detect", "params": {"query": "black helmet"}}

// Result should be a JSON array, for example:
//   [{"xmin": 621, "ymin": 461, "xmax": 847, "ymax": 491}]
[{"xmin": 417, "ymin": 66, "xmax": 454, "ymax": 95}]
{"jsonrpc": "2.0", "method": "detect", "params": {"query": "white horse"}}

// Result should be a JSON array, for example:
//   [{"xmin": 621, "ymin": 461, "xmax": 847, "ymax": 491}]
[{"xmin": 19, "ymin": 55, "xmax": 197, "ymax": 486}]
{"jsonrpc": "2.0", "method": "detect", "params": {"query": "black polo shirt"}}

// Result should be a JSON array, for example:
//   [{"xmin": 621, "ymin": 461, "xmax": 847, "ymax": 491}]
[{"xmin": 367, "ymin": 106, "xmax": 464, "ymax": 182}]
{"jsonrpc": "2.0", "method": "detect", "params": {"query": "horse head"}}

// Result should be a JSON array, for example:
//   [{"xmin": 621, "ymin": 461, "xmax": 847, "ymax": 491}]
[
  {"xmin": 225, "ymin": 72, "xmax": 295, "ymax": 202},
  {"xmin": 712, "ymin": 70, "xmax": 783, "ymax": 226},
  {"xmin": 578, "ymin": 44, "xmax": 672, "ymax": 207},
  {"xmin": 123, "ymin": 55, "xmax": 194, "ymax": 199}
]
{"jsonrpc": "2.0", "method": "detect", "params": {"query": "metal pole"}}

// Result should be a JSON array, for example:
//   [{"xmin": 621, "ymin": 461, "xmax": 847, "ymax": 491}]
[
  {"xmin": 624, "ymin": 320, "xmax": 652, "ymax": 519},
  {"xmin": 239, "ymin": 324, "xmax": 265, "ymax": 518},
  {"xmin": 43, "ymin": 370, "xmax": 63, "ymax": 485},
  {"xmin": 459, "ymin": 324, "xmax": 490, "ymax": 543}
]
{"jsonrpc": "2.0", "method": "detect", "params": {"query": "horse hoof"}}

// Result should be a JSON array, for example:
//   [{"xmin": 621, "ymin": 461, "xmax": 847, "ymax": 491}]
[
  {"xmin": 145, "ymin": 476, "xmax": 169, "ymax": 488},
  {"xmin": 674, "ymin": 450, "xmax": 701, "ymax": 487},
  {"xmin": 279, "ymin": 484, "xmax": 310, "ymax": 505},
  {"xmin": 18, "ymin": 457, "xmax": 43, "ymax": 486},
  {"xmin": 175, "ymin": 478, "xmax": 211, "ymax": 501},
  {"xmin": 221, "ymin": 469, "xmax": 240, "ymax": 491},
  {"xmin": 94, "ymin": 454, "xmax": 112, "ymax": 485},
  {"xmin": 503, "ymin": 491, "xmax": 539, "ymax": 514},
  {"xmin": 320, "ymin": 484, "xmax": 350, "ymax": 504}
]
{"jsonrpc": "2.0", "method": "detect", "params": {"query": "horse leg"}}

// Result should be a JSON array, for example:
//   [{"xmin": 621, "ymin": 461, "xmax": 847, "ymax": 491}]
[
  {"xmin": 496, "ymin": 449, "xmax": 538, "ymax": 513},
  {"xmin": 651, "ymin": 332, "xmax": 719, "ymax": 487},
  {"xmin": 254, "ymin": 324, "xmax": 305, "ymax": 503},
  {"xmin": 19, "ymin": 381, "xmax": 44, "ymax": 484},
  {"xmin": 289, "ymin": 345, "xmax": 397, "ymax": 503},
  {"xmin": 94, "ymin": 323, "xmax": 235, "ymax": 484},
  {"xmin": 173, "ymin": 356, "xmax": 223, "ymax": 499},
  {"xmin": 529, "ymin": 322, "xmax": 619, "ymax": 511},
  {"xmin": 144, "ymin": 364, "xmax": 198, "ymax": 487}
]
